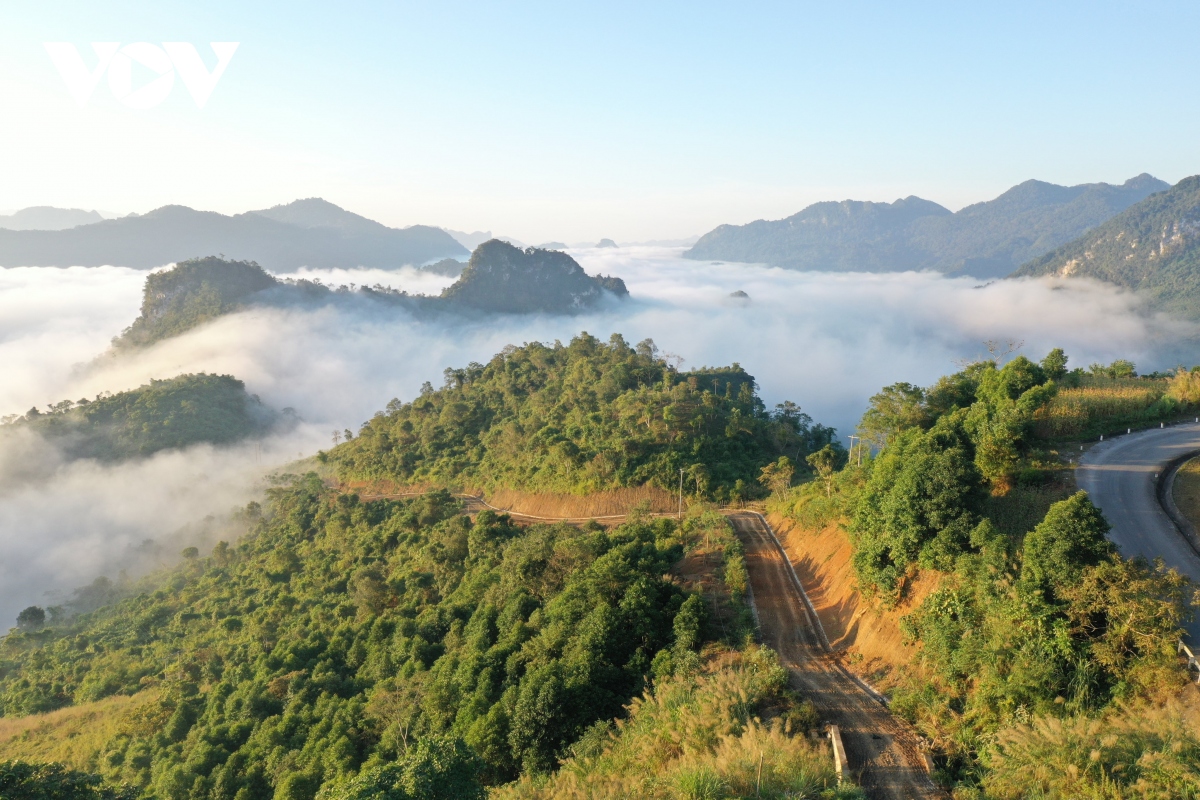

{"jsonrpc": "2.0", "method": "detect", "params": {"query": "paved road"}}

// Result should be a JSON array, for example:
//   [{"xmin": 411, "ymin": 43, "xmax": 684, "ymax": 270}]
[
  {"xmin": 730, "ymin": 512, "xmax": 943, "ymax": 800},
  {"xmin": 1076, "ymin": 423, "xmax": 1200, "ymax": 643}
]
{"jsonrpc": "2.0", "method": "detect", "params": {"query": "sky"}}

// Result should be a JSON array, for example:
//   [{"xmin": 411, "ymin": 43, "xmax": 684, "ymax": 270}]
[{"xmin": 2, "ymin": 1, "xmax": 1199, "ymax": 241}]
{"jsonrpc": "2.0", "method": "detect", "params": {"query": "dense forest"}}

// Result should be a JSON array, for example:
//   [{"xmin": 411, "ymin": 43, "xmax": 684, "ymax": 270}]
[
  {"xmin": 0, "ymin": 374, "xmax": 283, "ymax": 462},
  {"xmin": 0, "ymin": 482, "xmax": 844, "ymax": 798},
  {"xmin": 7, "ymin": 338, "xmax": 1200, "ymax": 798},
  {"xmin": 327, "ymin": 332, "xmax": 837, "ymax": 500},
  {"xmin": 772, "ymin": 349, "xmax": 1200, "ymax": 797},
  {"xmin": 0, "ymin": 334, "xmax": 853, "ymax": 799}
]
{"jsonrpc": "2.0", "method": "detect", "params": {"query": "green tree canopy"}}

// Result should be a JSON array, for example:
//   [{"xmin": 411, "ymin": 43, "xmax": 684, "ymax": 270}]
[
  {"xmin": 851, "ymin": 413, "xmax": 985, "ymax": 597},
  {"xmin": 329, "ymin": 333, "xmax": 825, "ymax": 499},
  {"xmin": 1021, "ymin": 491, "xmax": 1114, "ymax": 592}
]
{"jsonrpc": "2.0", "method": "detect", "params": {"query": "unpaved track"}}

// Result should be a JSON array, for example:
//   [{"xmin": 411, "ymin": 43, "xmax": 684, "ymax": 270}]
[
  {"xmin": 729, "ymin": 511, "xmax": 943, "ymax": 800},
  {"xmin": 362, "ymin": 491, "xmax": 942, "ymax": 797}
]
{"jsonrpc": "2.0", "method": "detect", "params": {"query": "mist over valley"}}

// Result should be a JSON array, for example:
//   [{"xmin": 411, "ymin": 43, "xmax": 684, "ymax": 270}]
[{"xmin": 5, "ymin": 7, "xmax": 1200, "ymax": 795}]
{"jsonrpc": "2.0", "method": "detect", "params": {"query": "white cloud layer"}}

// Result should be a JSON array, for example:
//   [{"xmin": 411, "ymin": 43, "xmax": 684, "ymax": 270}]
[{"xmin": 0, "ymin": 250, "xmax": 1196, "ymax": 624}]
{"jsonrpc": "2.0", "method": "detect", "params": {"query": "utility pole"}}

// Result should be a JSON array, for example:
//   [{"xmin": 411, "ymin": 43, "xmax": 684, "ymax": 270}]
[
  {"xmin": 678, "ymin": 467, "xmax": 684, "ymax": 519},
  {"xmin": 848, "ymin": 435, "xmax": 862, "ymax": 467}
]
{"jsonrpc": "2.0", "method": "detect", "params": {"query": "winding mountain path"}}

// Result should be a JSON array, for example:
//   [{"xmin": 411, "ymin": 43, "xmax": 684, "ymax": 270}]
[
  {"xmin": 729, "ymin": 511, "xmax": 943, "ymax": 800},
  {"xmin": 1076, "ymin": 422, "xmax": 1200, "ymax": 642}
]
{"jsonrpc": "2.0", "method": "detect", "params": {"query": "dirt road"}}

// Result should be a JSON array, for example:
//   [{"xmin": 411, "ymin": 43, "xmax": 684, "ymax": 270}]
[
  {"xmin": 364, "ymin": 490, "xmax": 943, "ymax": 797},
  {"xmin": 729, "ymin": 511, "xmax": 943, "ymax": 800}
]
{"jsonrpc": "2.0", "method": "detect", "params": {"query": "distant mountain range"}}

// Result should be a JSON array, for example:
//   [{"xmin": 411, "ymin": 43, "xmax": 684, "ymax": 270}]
[
  {"xmin": 0, "ymin": 198, "xmax": 466, "ymax": 271},
  {"xmin": 0, "ymin": 207, "xmax": 103, "ymax": 231},
  {"xmin": 1013, "ymin": 175, "xmax": 1200, "ymax": 318},
  {"xmin": 685, "ymin": 174, "xmax": 1168, "ymax": 279}
]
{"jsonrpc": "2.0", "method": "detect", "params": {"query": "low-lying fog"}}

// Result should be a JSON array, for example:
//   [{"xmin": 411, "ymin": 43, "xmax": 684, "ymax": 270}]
[{"xmin": 0, "ymin": 248, "xmax": 1195, "ymax": 625}]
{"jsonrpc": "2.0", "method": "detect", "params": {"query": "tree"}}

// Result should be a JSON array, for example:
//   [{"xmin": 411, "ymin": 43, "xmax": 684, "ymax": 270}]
[
  {"xmin": 16, "ymin": 605, "xmax": 45, "ymax": 632},
  {"xmin": 1039, "ymin": 348, "xmax": 1069, "ymax": 380},
  {"xmin": 1109, "ymin": 359, "xmax": 1137, "ymax": 378},
  {"xmin": 672, "ymin": 593, "xmax": 705, "ymax": 653},
  {"xmin": 805, "ymin": 446, "xmax": 843, "ymax": 498},
  {"xmin": 0, "ymin": 761, "xmax": 136, "ymax": 800},
  {"xmin": 964, "ymin": 356, "xmax": 1056, "ymax": 484},
  {"xmin": 857, "ymin": 382, "xmax": 928, "ymax": 448},
  {"xmin": 851, "ymin": 416, "xmax": 984, "ymax": 596},
  {"xmin": 397, "ymin": 736, "xmax": 485, "ymax": 800},
  {"xmin": 757, "ymin": 456, "xmax": 795, "ymax": 497},
  {"xmin": 316, "ymin": 765, "xmax": 405, "ymax": 800},
  {"xmin": 1021, "ymin": 492, "xmax": 1114, "ymax": 592}
]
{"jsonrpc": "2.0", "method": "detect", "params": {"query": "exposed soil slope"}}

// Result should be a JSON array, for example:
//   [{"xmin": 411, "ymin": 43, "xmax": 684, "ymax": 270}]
[
  {"xmin": 730, "ymin": 511, "xmax": 943, "ymax": 800},
  {"xmin": 766, "ymin": 514, "xmax": 939, "ymax": 688}
]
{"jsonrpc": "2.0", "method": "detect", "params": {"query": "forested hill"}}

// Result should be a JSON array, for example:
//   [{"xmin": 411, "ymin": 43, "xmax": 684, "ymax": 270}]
[
  {"xmin": 113, "ymin": 248, "xmax": 630, "ymax": 350},
  {"xmin": 0, "ymin": 373, "xmax": 284, "ymax": 463},
  {"xmin": 684, "ymin": 174, "xmax": 1165, "ymax": 278},
  {"xmin": 328, "ymin": 333, "xmax": 836, "ymax": 500},
  {"xmin": 0, "ymin": 334, "xmax": 844, "ymax": 799},
  {"xmin": 1013, "ymin": 175, "xmax": 1200, "ymax": 318},
  {"xmin": 113, "ymin": 258, "xmax": 282, "ymax": 349},
  {"xmin": 439, "ymin": 239, "xmax": 627, "ymax": 313},
  {"xmin": 0, "ymin": 200, "xmax": 466, "ymax": 271}
]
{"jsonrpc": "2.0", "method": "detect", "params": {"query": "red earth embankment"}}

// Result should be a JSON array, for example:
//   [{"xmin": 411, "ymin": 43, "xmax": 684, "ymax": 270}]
[{"xmin": 767, "ymin": 514, "xmax": 941, "ymax": 690}]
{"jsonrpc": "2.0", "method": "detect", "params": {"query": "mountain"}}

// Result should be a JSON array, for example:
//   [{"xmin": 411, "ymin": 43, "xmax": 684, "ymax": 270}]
[
  {"xmin": 112, "ymin": 257, "xmax": 283, "ymax": 349},
  {"xmin": 0, "ymin": 200, "xmax": 467, "ymax": 271},
  {"xmin": 443, "ymin": 228, "xmax": 495, "ymax": 250},
  {"xmin": 685, "ymin": 174, "xmax": 1168, "ymax": 278},
  {"xmin": 248, "ymin": 197, "xmax": 396, "ymax": 234},
  {"xmin": 1012, "ymin": 175, "xmax": 1200, "ymax": 317},
  {"xmin": 113, "ymin": 246, "xmax": 630, "ymax": 349},
  {"xmin": 419, "ymin": 257, "xmax": 467, "ymax": 278},
  {"xmin": 440, "ymin": 239, "xmax": 628, "ymax": 313},
  {"xmin": 0, "ymin": 206, "xmax": 103, "ymax": 231}
]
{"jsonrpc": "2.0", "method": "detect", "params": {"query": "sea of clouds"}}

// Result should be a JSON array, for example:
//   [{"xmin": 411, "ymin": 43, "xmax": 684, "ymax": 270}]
[{"xmin": 0, "ymin": 249, "xmax": 1196, "ymax": 624}]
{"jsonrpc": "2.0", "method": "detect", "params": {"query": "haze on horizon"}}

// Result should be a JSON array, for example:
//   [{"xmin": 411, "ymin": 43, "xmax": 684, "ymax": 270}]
[{"xmin": 2, "ymin": 2, "xmax": 1200, "ymax": 242}]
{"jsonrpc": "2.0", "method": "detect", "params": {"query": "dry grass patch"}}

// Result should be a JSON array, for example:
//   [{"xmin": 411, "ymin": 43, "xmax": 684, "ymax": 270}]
[
  {"xmin": 485, "ymin": 485, "xmax": 677, "ymax": 518},
  {"xmin": 1034, "ymin": 381, "xmax": 1166, "ymax": 439},
  {"xmin": 0, "ymin": 691, "xmax": 159, "ymax": 772}
]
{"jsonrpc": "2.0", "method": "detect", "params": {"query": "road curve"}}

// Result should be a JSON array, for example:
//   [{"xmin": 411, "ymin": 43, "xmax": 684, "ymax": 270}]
[
  {"xmin": 729, "ymin": 511, "xmax": 943, "ymax": 800},
  {"xmin": 1076, "ymin": 422, "xmax": 1200, "ymax": 642}
]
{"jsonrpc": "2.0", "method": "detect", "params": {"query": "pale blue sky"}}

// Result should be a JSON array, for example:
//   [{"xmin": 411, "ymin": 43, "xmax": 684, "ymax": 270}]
[{"xmin": 2, "ymin": 1, "xmax": 1198, "ymax": 241}]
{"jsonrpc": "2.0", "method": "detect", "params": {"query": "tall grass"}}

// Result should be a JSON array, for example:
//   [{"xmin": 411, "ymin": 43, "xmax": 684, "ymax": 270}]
[
  {"xmin": 1166, "ymin": 369, "xmax": 1200, "ymax": 405},
  {"xmin": 1033, "ymin": 377, "xmax": 1170, "ymax": 439},
  {"xmin": 979, "ymin": 703, "xmax": 1200, "ymax": 800},
  {"xmin": 494, "ymin": 648, "xmax": 865, "ymax": 800}
]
